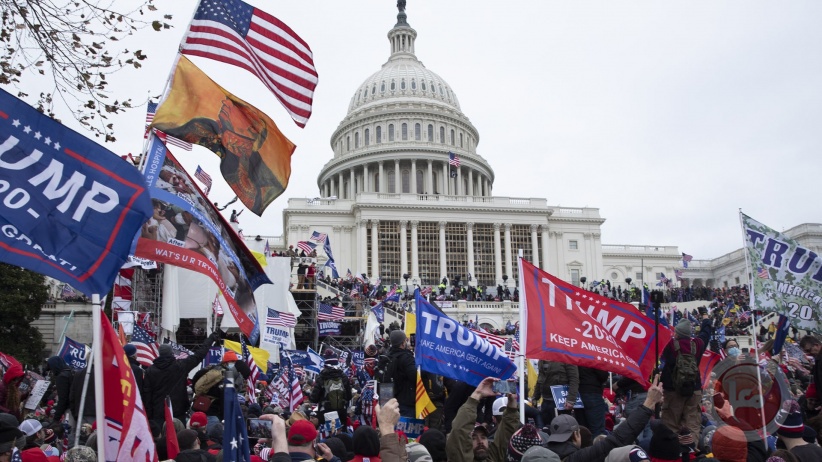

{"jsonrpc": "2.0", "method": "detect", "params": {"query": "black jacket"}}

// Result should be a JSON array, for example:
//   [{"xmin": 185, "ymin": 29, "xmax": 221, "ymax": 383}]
[
  {"xmin": 385, "ymin": 346, "xmax": 416, "ymax": 409},
  {"xmin": 46, "ymin": 357, "xmax": 73, "ymax": 420},
  {"xmin": 143, "ymin": 334, "xmax": 218, "ymax": 423},
  {"xmin": 661, "ymin": 318, "xmax": 712, "ymax": 392},
  {"xmin": 578, "ymin": 367, "xmax": 608, "ymax": 394},
  {"xmin": 310, "ymin": 366, "xmax": 352, "ymax": 414},
  {"xmin": 69, "ymin": 366, "xmax": 95, "ymax": 420},
  {"xmin": 128, "ymin": 355, "xmax": 145, "ymax": 400}
]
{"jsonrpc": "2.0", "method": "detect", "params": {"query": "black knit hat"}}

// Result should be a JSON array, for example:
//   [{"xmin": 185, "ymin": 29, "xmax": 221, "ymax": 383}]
[
  {"xmin": 507, "ymin": 424, "xmax": 545, "ymax": 462},
  {"xmin": 418, "ymin": 429, "xmax": 447, "ymax": 462},
  {"xmin": 648, "ymin": 420, "xmax": 681, "ymax": 460},
  {"xmin": 777, "ymin": 401, "xmax": 804, "ymax": 439}
]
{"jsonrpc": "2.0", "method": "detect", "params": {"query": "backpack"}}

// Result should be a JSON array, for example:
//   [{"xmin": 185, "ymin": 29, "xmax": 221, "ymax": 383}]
[
  {"xmin": 672, "ymin": 340, "xmax": 699, "ymax": 397},
  {"xmin": 324, "ymin": 376, "xmax": 347, "ymax": 411}
]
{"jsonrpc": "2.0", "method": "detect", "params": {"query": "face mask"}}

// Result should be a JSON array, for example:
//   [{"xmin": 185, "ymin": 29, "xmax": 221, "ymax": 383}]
[
  {"xmin": 227, "ymin": 362, "xmax": 236, "ymax": 369},
  {"xmin": 728, "ymin": 347, "xmax": 741, "ymax": 357}
]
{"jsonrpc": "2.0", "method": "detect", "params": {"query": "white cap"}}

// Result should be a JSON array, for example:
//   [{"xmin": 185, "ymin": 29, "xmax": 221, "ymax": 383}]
[
  {"xmin": 492, "ymin": 396, "xmax": 508, "ymax": 416},
  {"xmin": 19, "ymin": 419, "xmax": 42, "ymax": 437}
]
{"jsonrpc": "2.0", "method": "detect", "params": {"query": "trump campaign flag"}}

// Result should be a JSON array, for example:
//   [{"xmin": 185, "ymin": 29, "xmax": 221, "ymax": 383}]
[
  {"xmin": 56, "ymin": 336, "xmax": 89, "ymax": 370},
  {"xmin": 0, "ymin": 88, "xmax": 152, "ymax": 295},
  {"xmin": 742, "ymin": 212, "xmax": 822, "ymax": 333},
  {"xmin": 519, "ymin": 259, "xmax": 671, "ymax": 387},
  {"xmin": 415, "ymin": 290, "xmax": 516, "ymax": 386}
]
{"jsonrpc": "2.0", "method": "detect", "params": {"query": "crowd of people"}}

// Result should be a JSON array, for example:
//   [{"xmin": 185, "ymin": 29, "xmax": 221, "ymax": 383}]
[{"xmin": 3, "ymin": 283, "xmax": 822, "ymax": 462}]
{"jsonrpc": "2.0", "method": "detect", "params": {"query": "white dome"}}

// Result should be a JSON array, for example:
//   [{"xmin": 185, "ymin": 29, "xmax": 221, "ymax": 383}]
[{"xmin": 347, "ymin": 58, "xmax": 462, "ymax": 114}]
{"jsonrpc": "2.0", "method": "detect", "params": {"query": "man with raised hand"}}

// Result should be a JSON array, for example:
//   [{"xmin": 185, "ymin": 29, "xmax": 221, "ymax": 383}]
[{"xmin": 446, "ymin": 378, "xmax": 519, "ymax": 462}]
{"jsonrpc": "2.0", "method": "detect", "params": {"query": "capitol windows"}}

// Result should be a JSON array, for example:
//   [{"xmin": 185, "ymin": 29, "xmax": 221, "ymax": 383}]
[
  {"xmin": 427, "ymin": 124, "xmax": 434, "ymax": 141},
  {"xmin": 430, "ymin": 81, "xmax": 435, "ymax": 94},
  {"xmin": 569, "ymin": 240, "xmax": 578, "ymax": 250},
  {"xmin": 510, "ymin": 225, "xmax": 533, "ymax": 282},
  {"xmin": 459, "ymin": 133, "xmax": 463, "ymax": 148},
  {"xmin": 376, "ymin": 126, "xmax": 382, "ymax": 144},
  {"xmin": 355, "ymin": 132, "xmax": 360, "ymax": 149},
  {"xmin": 389, "ymin": 124, "xmax": 395, "ymax": 141},
  {"xmin": 381, "ymin": 81, "xmax": 386, "ymax": 93},
  {"xmin": 390, "ymin": 80, "xmax": 396, "ymax": 91},
  {"xmin": 372, "ymin": 84, "xmax": 376, "ymax": 95},
  {"xmin": 388, "ymin": 171, "xmax": 396, "ymax": 193},
  {"xmin": 414, "ymin": 123, "xmax": 421, "ymax": 141},
  {"xmin": 402, "ymin": 169, "xmax": 410, "ymax": 193},
  {"xmin": 439, "ymin": 84, "xmax": 444, "ymax": 95},
  {"xmin": 362, "ymin": 87, "xmax": 368, "ymax": 100},
  {"xmin": 346, "ymin": 136, "xmax": 350, "ymax": 151},
  {"xmin": 439, "ymin": 126, "xmax": 445, "ymax": 143},
  {"xmin": 401, "ymin": 79, "xmax": 406, "ymax": 90},
  {"xmin": 411, "ymin": 79, "xmax": 417, "ymax": 90},
  {"xmin": 416, "ymin": 170, "xmax": 424, "ymax": 193},
  {"xmin": 401, "ymin": 123, "xmax": 408, "ymax": 141},
  {"xmin": 571, "ymin": 269, "xmax": 580, "ymax": 286},
  {"xmin": 421, "ymin": 80, "xmax": 426, "ymax": 91},
  {"xmin": 364, "ymin": 128, "xmax": 370, "ymax": 147},
  {"xmin": 450, "ymin": 129, "xmax": 455, "ymax": 146}
]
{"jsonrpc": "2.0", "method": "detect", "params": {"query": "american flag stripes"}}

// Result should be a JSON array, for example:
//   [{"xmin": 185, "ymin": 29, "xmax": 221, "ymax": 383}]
[
  {"xmin": 346, "ymin": 268, "xmax": 353, "ymax": 280},
  {"xmin": 296, "ymin": 240, "xmax": 317, "ymax": 254},
  {"xmin": 131, "ymin": 325, "xmax": 159, "ymax": 367},
  {"xmin": 241, "ymin": 337, "xmax": 260, "ymax": 402},
  {"xmin": 181, "ymin": 0, "xmax": 318, "ymax": 128},
  {"xmin": 309, "ymin": 231, "xmax": 328, "ymax": 243},
  {"xmin": 318, "ymin": 303, "xmax": 345, "ymax": 321},
  {"xmin": 682, "ymin": 253, "xmax": 693, "ymax": 268},
  {"xmin": 420, "ymin": 286, "xmax": 433, "ymax": 297},
  {"xmin": 359, "ymin": 381, "xmax": 377, "ymax": 427},
  {"xmin": 448, "ymin": 151, "xmax": 460, "ymax": 167},
  {"xmin": 194, "ymin": 165, "xmax": 213, "ymax": 194},
  {"xmin": 145, "ymin": 102, "xmax": 193, "ymax": 150},
  {"xmin": 757, "ymin": 266, "xmax": 770, "ymax": 279},
  {"xmin": 470, "ymin": 329, "xmax": 516, "ymax": 360},
  {"xmin": 266, "ymin": 307, "xmax": 297, "ymax": 328}
]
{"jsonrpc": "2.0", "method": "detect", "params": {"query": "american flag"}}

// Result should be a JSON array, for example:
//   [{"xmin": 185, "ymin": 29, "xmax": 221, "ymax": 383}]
[
  {"xmin": 266, "ymin": 307, "xmax": 297, "ymax": 328},
  {"xmin": 674, "ymin": 269, "xmax": 683, "ymax": 281},
  {"xmin": 682, "ymin": 253, "xmax": 693, "ymax": 268},
  {"xmin": 266, "ymin": 352, "xmax": 304, "ymax": 411},
  {"xmin": 420, "ymin": 286, "xmax": 432, "ymax": 297},
  {"xmin": 145, "ymin": 102, "xmax": 193, "ymax": 150},
  {"xmin": 163, "ymin": 339, "xmax": 193, "ymax": 360},
  {"xmin": 448, "ymin": 151, "xmax": 460, "ymax": 167},
  {"xmin": 757, "ymin": 266, "xmax": 770, "ymax": 279},
  {"xmin": 471, "ymin": 328, "xmax": 506, "ymax": 349},
  {"xmin": 349, "ymin": 285, "xmax": 359, "ymax": 297},
  {"xmin": 60, "ymin": 284, "xmax": 76, "ymax": 299},
  {"xmin": 241, "ymin": 336, "xmax": 260, "ymax": 401},
  {"xmin": 309, "ymin": 231, "xmax": 328, "ymax": 243},
  {"xmin": 318, "ymin": 303, "xmax": 345, "ymax": 321},
  {"xmin": 194, "ymin": 165, "xmax": 213, "ymax": 194},
  {"xmin": 131, "ymin": 325, "xmax": 159, "ymax": 367},
  {"xmin": 503, "ymin": 337, "xmax": 521, "ymax": 361},
  {"xmin": 346, "ymin": 268, "xmax": 353, "ymax": 281},
  {"xmin": 264, "ymin": 239, "xmax": 271, "ymax": 256},
  {"xmin": 181, "ymin": 0, "xmax": 318, "ymax": 128},
  {"xmin": 359, "ymin": 381, "xmax": 377, "ymax": 427},
  {"xmin": 296, "ymin": 240, "xmax": 317, "ymax": 254}
]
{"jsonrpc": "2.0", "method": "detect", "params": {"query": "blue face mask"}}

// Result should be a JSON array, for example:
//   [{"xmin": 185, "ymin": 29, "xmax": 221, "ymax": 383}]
[{"xmin": 728, "ymin": 347, "xmax": 741, "ymax": 357}]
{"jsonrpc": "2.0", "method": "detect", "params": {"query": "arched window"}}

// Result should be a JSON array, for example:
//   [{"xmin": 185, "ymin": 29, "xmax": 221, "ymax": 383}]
[
  {"xmin": 390, "ymin": 80, "xmax": 396, "ymax": 91},
  {"xmin": 414, "ymin": 123, "xmax": 421, "ymax": 141},
  {"xmin": 380, "ymin": 81, "xmax": 385, "ymax": 93},
  {"xmin": 402, "ymin": 169, "xmax": 410, "ymax": 193},
  {"xmin": 354, "ymin": 132, "xmax": 360, "ymax": 149},
  {"xmin": 389, "ymin": 124, "xmax": 395, "ymax": 141},
  {"xmin": 416, "ymin": 170, "xmax": 424, "ymax": 193},
  {"xmin": 421, "ymin": 81, "xmax": 427, "ymax": 91},
  {"xmin": 411, "ymin": 79, "xmax": 417, "ymax": 90},
  {"xmin": 376, "ymin": 126, "xmax": 382, "ymax": 144},
  {"xmin": 439, "ymin": 126, "xmax": 445, "ymax": 143},
  {"xmin": 372, "ymin": 84, "xmax": 376, "ymax": 95},
  {"xmin": 388, "ymin": 171, "xmax": 396, "ymax": 193},
  {"xmin": 364, "ymin": 128, "xmax": 370, "ymax": 146},
  {"xmin": 346, "ymin": 136, "xmax": 350, "ymax": 151},
  {"xmin": 362, "ymin": 87, "xmax": 368, "ymax": 100},
  {"xmin": 427, "ymin": 124, "xmax": 434, "ymax": 141},
  {"xmin": 401, "ymin": 79, "xmax": 406, "ymax": 90},
  {"xmin": 401, "ymin": 123, "xmax": 408, "ymax": 141},
  {"xmin": 450, "ymin": 129, "xmax": 455, "ymax": 146},
  {"xmin": 459, "ymin": 132, "xmax": 463, "ymax": 148}
]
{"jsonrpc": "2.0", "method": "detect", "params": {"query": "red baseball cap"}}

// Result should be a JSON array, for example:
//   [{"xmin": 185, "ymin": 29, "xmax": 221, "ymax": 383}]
[{"xmin": 287, "ymin": 420, "xmax": 318, "ymax": 445}]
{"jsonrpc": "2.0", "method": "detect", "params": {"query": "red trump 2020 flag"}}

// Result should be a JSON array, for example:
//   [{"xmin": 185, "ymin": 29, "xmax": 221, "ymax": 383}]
[{"xmin": 519, "ymin": 258, "xmax": 671, "ymax": 387}]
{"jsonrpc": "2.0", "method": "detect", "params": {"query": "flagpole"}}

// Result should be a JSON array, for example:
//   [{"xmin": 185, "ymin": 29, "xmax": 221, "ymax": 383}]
[
  {"xmin": 517, "ymin": 251, "xmax": 525, "ymax": 425},
  {"xmin": 91, "ymin": 293, "xmax": 107, "ymax": 461},
  {"xmin": 738, "ymin": 210, "xmax": 768, "ymax": 452},
  {"xmin": 58, "ymin": 309, "xmax": 75, "ymax": 346}
]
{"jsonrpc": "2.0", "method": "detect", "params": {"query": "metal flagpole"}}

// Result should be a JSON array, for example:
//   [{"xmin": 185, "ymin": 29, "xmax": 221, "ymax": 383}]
[
  {"xmin": 58, "ymin": 309, "xmax": 75, "ymax": 346},
  {"xmin": 91, "ymin": 294, "xmax": 106, "ymax": 461},
  {"xmin": 74, "ymin": 350, "xmax": 94, "ymax": 448},
  {"xmin": 517, "ymin": 250, "xmax": 525, "ymax": 425}
]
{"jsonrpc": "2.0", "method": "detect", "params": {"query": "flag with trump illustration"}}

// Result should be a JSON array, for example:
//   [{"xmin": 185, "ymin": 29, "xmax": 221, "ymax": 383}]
[
  {"xmin": 519, "ymin": 258, "xmax": 671, "ymax": 387},
  {"xmin": 741, "ymin": 212, "xmax": 822, "ymax": 333},
  {"xmin": 150, "ymin": 56, "xmax": 296, "ymax": 216}
]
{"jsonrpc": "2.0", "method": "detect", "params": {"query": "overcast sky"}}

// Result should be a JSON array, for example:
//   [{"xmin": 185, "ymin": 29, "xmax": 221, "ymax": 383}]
[{"xmin": 54, "ymin": 0, "xmax": 822, "ymax": 260}]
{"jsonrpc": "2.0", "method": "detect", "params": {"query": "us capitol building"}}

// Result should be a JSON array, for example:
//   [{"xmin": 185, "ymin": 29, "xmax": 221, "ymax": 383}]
[{"xmin": 273, "ymin": 4, "xmax": 822, "ymax": 293}]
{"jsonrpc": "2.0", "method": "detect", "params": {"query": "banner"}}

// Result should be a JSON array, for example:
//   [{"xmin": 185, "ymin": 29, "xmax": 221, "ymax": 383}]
[
  {"xmin": 318, "ymin": 321, "xmax": 341, "ymax": 336},
  {"xmin": 415, "ymin": 290, "xmax": 516, "ymax": 386},
  {"xmin": 224, "ymin": 339, "xmax": 269, "ymax": 375},
  {"xmin": 23, "ymin": 380, "xmax": 50, "ymax": 409},
  {"xmin": 0, "ymin": 88, "xmax": 153, "ymax": 295},
  {"xmin": 263, "ymin": 325, "xmax": 290, "ymax": 347},
  {"xmin": 162, "ymin": 339, "xmax": 193, "ymax": 359},
  {"xmin": 351, "ymin": 350, "xmax": 365, "ymax": 368},
  {"xmin": 202, "ymin": 346, "xmax": 223, "ymax": 368},
  {"xmin": 283, "ymin": 350, "xmax": 314, "ymax": 368},
  {"xmin": 550, "ymin": 385, "xmax": 584, "ymax": 409},
  {"xmin": 396, "ymin": 417, "xmax": 425, "ymax": 439},
  {"xmin": 135, "ymin": 134, "xmax": 271, "ymax": 343},
  {"xmin": 57, "ymin": 336, "xmax": 89, "ymax": 370},
  {"xmin": 520, "ymin": 259, "xmax": 671, "ymax": 387},
  {"xmin": 742, "ymin": 212, "xmax": 822, "ymax": 332},
  {"xmin": 101, "ymin": 313, "xmax": 158, "ymax": 461},
  {"xmin": 151, "ymin": 56, "xmax": 295, "ymax": 216}
]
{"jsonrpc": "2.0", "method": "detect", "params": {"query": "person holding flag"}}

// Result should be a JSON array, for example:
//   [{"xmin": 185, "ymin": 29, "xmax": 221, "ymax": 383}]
[{"xmin": 385, "ymin": 330, "xmax": 417, "ymax": 418}]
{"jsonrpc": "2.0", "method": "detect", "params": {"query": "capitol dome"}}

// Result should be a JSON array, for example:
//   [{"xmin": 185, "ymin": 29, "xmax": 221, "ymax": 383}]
[{"xmin": 318, "ymin": 4, "xmax": 494, "ymax": 199}]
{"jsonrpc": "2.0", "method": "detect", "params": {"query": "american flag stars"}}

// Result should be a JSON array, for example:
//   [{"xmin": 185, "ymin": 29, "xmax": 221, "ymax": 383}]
[{"xmin": 11, "ymin": 119, "xmax": 61, "ymax": 150}]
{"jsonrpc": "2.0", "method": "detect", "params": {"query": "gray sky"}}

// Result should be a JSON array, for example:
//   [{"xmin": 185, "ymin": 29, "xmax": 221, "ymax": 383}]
[{"xmin": 57, "ymin": 0, "xmax": 822, "ymax": 260}]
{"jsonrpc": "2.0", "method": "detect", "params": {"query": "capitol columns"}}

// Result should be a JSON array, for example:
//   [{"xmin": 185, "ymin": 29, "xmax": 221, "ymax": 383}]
[
  {"xmin": 439, "ymin": 221, "xmax": 447, "ymax": 280},
  {"xmin": 410, "ymin": 159, "xmax": 417, "ymax": 194},
  {"xmin": 540, "ymin": 225, "xmax": 550, "ymax": 271},
  {"xmin": 442, "ymin": 162, "xmax": 449, "ymax": 195},
  {"xmin": 530, "ymin": 224, "xmax": 540, "ymax": 268},
  {"xmin": 356, "ymin": 220, "xmax": 366, "ymax": 272},
  {"xmin": 467, "ymin": 169, "xmax": 474, "ymax": 196},
  {"xmin": 399, "ymin": 220, "xmax": 408, "ymax": 279},
  {"xmin": 456, "ymin": 165, "xmax": 462, "ymax": 195},
  {"xmin": 394, "ymin": 159, "xmax": 400, "ymax": 193},
  {"xmin": 427, "ymin": 160, "xmax": 433, "ymax": 195},
  {"xmin": 378, "ymin": 161, "xmax": 385, "ymax": 193},
  {"xmin": 504, "ymin": 223, "xmax": 513, "ymax": 287},
  {"xmin": 466, "ymin": 222, "xmax": 475, "ymax": 286},
  {"xmin": 338, "ymin": 172, "xmax": 344, "ymax": 198},
  {"xmin": 349, "ymin": 168, "xmax": 355, "ymax": 197},
  {"xmin": 493, "ymin": 223, "xmax": 502, "ymax": 286},
  {"xmin": 363, "ymin": 164, "xmax": 370, "ymax": 192},
  {"xmin": 410, "ymin": 221, "xmax": 419, "ymax": 282},
  {"xmin": 371, "ymin": 220, "xmax": 380, "ymax": 278}
]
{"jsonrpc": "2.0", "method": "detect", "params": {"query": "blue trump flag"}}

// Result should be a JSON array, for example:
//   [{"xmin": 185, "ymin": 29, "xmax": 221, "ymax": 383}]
[
  {"xmin": 223, "ymin": 374, "xmax": 251, "ymax": 462},
  {"xmin": 414, "ymin": 290, "xmax": 516, "ymax": 386},
  {"xmin": 283, "ymin": 349, "xmax": 314, "ymax": 368},
  {"xmin": 57, "ymin": 336, "xmax": 89, "ymax": 370},
  {"xmin": 0, "ymin": 89, "xmax": 152, "ymax": 295}
]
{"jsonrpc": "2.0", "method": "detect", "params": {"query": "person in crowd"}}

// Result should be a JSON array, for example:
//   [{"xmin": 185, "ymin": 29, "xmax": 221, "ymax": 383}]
[
  {"xmin": 191, "ymin": 349, "xmax": 250, "ymax": 424},
  {"xmin": 777, "ymin": 400, "xmax": 822, "ymax": 461},
  {"xmin": 144, "ymin": 331, "xmax": 222, "ymax": 425},
  {"xmin": 446, "ymin": 377, "xmax": 519, "ymax": 462},
  {"xmin": 577, "ymin": 366, "xmax": 608, "ymax": 437},
  {"xmin": 385, "ymin": 330, "xmax": 417, "ymax": 418},
  {"xmin": 352, "ymin": 425, "xmax": 381, "ymax": 462},
  {"xmin": 123, "ymin": 344, "xmax": 145, "ymax": 398},
  {"xmin": 421, "ymin": 371, "xmax": 445, "ymax": 431},
  {"xmin": 0, "ymin": 363, "xmax": 24, "ymax": 420},
  {"xmin": 286, "ymin": 419, "xmax": 335, "ymax": 462},
  {"xmin": 660, "ymin": 315, "xmax": 712, "ymax": 441},
  {"xmin": 533, "ymin": 360, "xmax": 579, "ymax": 428},
  {"xmin": 418, "ymin": 429, "xmax": 446, "ymax": 462},
  {"xmin": 310, "ymin": 350, "xmax": 352, "ymax": 423},
  {"xmin": 545, "ymin": 374, "xmax": 663, "ymax": 461},
  {"xmin": 44, "ymin": 356, "xmax": 73, "ymax": 424}
]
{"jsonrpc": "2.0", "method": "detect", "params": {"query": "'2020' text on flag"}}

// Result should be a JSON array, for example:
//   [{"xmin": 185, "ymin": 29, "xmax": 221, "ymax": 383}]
[
  {"xmin": 182, "ymin": 0, "xmax": 318, "ymax": 128},
  {"xmin": 519, "ymin": 258, "xmax": 671, "ymax": 387},
  {"xmin": 742, "ymin": 212, "xmax": 822, "ymax": 332}
]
